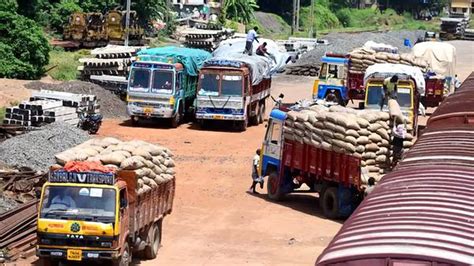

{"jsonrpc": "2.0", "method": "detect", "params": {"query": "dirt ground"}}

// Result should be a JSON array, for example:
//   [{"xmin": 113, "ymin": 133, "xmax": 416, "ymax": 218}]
[{"xmin": 7, "ymin": 40, "xmax": 473, "ymax": 266}]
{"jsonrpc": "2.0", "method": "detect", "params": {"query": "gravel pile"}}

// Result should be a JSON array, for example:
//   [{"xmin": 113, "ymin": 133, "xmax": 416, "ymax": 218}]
[
  {"xmin": 26, "ymin": 81, "xmax": 127, "ymax": 118},
  {"xmin": 0, "ymin": 196, "xmax": 18, "ymax": 214},
  {"xmin": 0, "ymin": 123, "xmax": 90, "ymax": 171},
  {"xmin": 295, "ymin": 30, "xmax": 425, "ymax": 66}
]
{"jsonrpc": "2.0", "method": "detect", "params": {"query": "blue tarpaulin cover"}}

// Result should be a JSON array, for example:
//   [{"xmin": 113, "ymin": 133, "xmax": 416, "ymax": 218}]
[{"xmin": 137, "ymin": 46, "xmax": 212, "ymax": 76}]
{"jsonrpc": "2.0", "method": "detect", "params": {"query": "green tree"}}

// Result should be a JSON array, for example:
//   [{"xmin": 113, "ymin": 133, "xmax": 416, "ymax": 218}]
[
  {"xmin": 50, "ymin": 0, "xmax": 83, "ymax": 33},
  {"xmin": 0, "ymin": 11, "xmax": 50, "ymax": 79},
  {"xmin": 0, "ymin": 0, "xmax": 18, "ymax": 12},
  {"xmin": 224, "ymin": 0, "xmax": 259, "ymax": 24}
]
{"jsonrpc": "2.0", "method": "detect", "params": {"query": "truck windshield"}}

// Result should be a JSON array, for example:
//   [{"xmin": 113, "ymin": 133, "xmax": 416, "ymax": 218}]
[
  {"xmin": 198, "ymin": 73, "xmax": 219, "ymax": 96},
  {"xmin": 367, "ymin": 86, "xmax": 413, "ymax": 108},
  {"xmin": 151, "ymin": 70, "xmax": 174, "ymax": 94},
  {"xmin": 130, "ymin": 68, "xmax": 151, "ymax": 92},
  {"xmin": 40, "ymin": 186, "xmax": 116, "ymax": 223},
  {"xmin": 221, "ymin": 75, "xmax": 242, "ymax": 96}
]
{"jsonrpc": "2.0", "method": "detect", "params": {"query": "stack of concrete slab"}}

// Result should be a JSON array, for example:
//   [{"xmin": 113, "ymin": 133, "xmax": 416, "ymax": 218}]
[
  {"xmin": 78, "ymin": 45, "xmax": 145, "ymax": 81},
  {"xmin": 182, "ymin": 26, "xmax": 234, "ymax": 51},
  {"xmin": 2, "ymin": 90, "xmax": 99, "ymax": 127}
]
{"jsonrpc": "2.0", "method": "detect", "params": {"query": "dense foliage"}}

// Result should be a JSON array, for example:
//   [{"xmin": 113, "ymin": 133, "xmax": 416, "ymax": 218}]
[
  {"xmin": 224, "ymin": 0, "xmax": 259, "ymax": 24},
  {"xmin": 0, "ymin": 11, "xmax": 50, "ymax": 79}
]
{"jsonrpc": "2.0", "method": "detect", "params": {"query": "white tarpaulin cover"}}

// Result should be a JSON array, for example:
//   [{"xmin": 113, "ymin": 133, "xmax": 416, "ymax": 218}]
[
  {"xmin": 364, "ymin": 63, "xmax": 426, "ymax": 96},
  {"xmin": 211, "ymin": 37, "xmax": 289, "ymax": 84},
  {"xmin": 412, "ymin": 42, "xmax": 456, "ymax": 78},
  {"xmin": 363, "ymin": 41, "xmax": 398, "ymax": 54}
]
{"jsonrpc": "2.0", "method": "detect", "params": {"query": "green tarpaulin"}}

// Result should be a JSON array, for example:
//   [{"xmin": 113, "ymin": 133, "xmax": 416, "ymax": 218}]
[{"xmin": 137, "ymin": 46, "xmax": 211, "ymax": 76}]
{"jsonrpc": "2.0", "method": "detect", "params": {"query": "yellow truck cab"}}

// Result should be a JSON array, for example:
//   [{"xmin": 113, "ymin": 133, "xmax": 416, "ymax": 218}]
[
  {"xmin": 37, "ymin": 169, "xmax": 174, "ymax": 266},
  {"xmin": 364, "ymin": 78, "xmax": 419, "ymax": 135}
]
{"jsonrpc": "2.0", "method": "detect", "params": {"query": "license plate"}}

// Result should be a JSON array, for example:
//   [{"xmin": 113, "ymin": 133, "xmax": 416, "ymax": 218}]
[
  {"xmin": 67, "ymin": 249, "xmax": 82, "ymax": 261},
  {"xmin": 143, "ymin": 107, "xmax": 154, "ymax": 114},
  {"xmin": 213, "ymin": 115, "xmax": 223, "ymax": 120}
]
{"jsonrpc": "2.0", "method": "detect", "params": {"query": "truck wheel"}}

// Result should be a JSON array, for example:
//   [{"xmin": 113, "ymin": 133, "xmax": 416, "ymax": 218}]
[
  {"xmin": 130, "ymin": 116, "xmax": 139, "ymax": 126},
  {"xmin": 250, "ymin": 103, "xmax": 259, "ymax": 126},
  {"xmin": 258, "ymin": 102, "xmax": 265, "ymax": 124},
  {"xmin": 267, "ymin": 172, "xmax": 283, "ymax": 201},
  {"xmin": 321, "ymin": 187, "xmax": 339, "ymax": 219},
  {"xmin": 144, "ymin": 223, "xmax": 161, "ymax": 259},
  {"xmin": 170, "ymin": 111, "xmax": 181, "ymax": 128},
  {"xmin": 238, "ymin": 117, "xmax": 248, "ymax": 131},
  {"xmin": 114, "ymin": 242, "xmax": 131, "ymax": 266}
]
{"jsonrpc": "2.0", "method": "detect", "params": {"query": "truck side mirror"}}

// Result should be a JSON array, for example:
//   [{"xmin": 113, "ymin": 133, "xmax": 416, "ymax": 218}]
[{"xmin": 359, "ymin": 102, "xmax": 365, "ymax": 109}]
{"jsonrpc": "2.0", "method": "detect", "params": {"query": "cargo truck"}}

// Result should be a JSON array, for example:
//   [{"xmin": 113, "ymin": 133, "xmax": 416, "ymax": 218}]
[
  {"xmin": 36, "ymin": 168, "xmax": 175, "ymax": 266},
  {"xmin": 260, "ymin": 109, "xmax": 364, "ymax": 219},
  {"xmin": 312, "ymin": 54, "xmax": 365, "ymax": 105},
  {"xmin": 127, "ymin": 46, "xmax": 212, "ymax": 127},
  {"xmin": 195, "ymin": 57, "xmax": 272, "ymax": 131}
]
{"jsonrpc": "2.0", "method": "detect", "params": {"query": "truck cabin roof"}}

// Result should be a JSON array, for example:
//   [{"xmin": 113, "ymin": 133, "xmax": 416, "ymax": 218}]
[
  {"xmin": 200, "ymin": 66, "xmax": 249, "ymax": 75},
  {"xmin": 132, "ymin": 61, "xmax": 183, "ymax": 71},
  {"xmin": 321, "ymin": 56, "xmax": 349, "ymax": 65}
]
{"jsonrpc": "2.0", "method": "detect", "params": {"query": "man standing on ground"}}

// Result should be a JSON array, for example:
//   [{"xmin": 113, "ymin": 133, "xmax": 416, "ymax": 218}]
[
  {"xmin": 248, "ymin": 148, "xmax": 263, "ymax": 194},
  {"xmin": 380, "ymin": 75, "xmax": 399, "ymax": 111},
  {"xmin": 244, "ymin": 27, "xmax": 259, "ymax": 55}
]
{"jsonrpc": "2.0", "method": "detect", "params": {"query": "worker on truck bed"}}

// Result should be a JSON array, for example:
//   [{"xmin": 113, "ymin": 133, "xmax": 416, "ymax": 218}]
[
  {"xmin": 380, "ymin": 75, "xmax": 399, "ymax": 111},
  {"xmin": 391, "ymin": 123, "xmax": 407, "ymax": 169},
  {"xmin": 244, "ymin": 27, "xmax": 259, "ymax": 56},
  {"xmin": 248, "ymin": 148, "xmax": 263, "ymax": 194}
]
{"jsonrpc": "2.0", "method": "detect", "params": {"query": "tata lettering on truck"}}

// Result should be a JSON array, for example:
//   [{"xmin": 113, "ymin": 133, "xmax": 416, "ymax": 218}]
[
  {"xmin": 37, "ymin": 170, "xmax": 174, "ymax": 265},
  {"xmin": 127, "ymin": 46, "xmax": 211, "ymax": 127}
]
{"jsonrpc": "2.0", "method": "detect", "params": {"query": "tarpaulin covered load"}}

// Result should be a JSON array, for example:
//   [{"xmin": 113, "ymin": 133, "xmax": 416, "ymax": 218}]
[
  {"xmin": 204, "ymin": 54, "xmax": 272, "ymax": 85},
  {"xmin": 412, "ymin": 42, "xmax": 456, "ymax": 78},
  {"xmin": 212, "ymin": 38, "xmax": 289, "ymax": 79},
  {"xmin": 364, "ymin": 63, "xmax": 426, "ymax": 96},
  {"xmin": 137, "ymin": 46, "xmax": 212, "ymax": 76}
]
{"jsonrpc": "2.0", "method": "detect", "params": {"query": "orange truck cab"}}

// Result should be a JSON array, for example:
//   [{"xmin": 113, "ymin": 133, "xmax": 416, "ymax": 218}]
[{"xmin": 36, "ymin": 169, "xmax": 175, "ymax": 266}]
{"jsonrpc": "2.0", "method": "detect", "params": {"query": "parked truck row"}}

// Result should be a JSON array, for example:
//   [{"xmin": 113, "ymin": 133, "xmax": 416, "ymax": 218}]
[{"xmin": 126, "ymin": 46, "xmax": 274, "ymax": 131}]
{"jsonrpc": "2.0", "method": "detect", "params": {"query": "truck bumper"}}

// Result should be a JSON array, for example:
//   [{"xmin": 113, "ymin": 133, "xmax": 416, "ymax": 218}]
[
  {"xmin": 196, "ymin": 113, "xmax": 245, "ymax": 121},
  {"xmin": 127, "ymin": 105, "xmax": 174, "ymax": 118},
  {"xmin": 36, "ymin": 247, "xmax": 120, "ymax": 261}
]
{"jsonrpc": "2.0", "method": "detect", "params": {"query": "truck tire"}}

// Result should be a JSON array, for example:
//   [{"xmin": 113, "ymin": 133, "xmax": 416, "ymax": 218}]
[
  {"xmin": 113, "ymin": 242, "xmax": 131, "ymax": 266},
  {"xmin": 258, "ymin": 102, "xmax": 265, "ymax": 124},
  {"xmin": 144, "ymin": 223, "xmax": 161, "ymax": 259},
  {"xmin": 321, "ymin": 187, "xmax": 339, "ymax": 219},
  {"xmin": 130, "ymin": 116, "xmax": 139, "ymax": 126},
  {"xmin": 267, "ymin": 172, "xmax": 283, "ymax": 201},
  {"xmin": 250, "ymin": 103, "xmax": 259, "ymax": 126},
  {"xmin": 238, "ymin": 116, "xmax": 248, "ymax": 131},
  {"xmin": 170, "ymin": 109, "xmax": 182, "ymax": 128}
]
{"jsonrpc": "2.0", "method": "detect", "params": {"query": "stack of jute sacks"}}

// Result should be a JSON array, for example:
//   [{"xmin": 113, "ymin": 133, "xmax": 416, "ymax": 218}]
[
  {"xmin": 283, "ymin": 105, "xmax": 414, "ymax": 182},
  {"xmin": 54, "ymin": 137, "xmax": 175, "ymax": 195},
  {"xmin": 349, "ymin": 48, "xmax": 428, "ymax": 75}
]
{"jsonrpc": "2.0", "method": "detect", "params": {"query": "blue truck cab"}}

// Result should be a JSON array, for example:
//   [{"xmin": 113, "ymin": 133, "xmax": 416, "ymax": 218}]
[
  {"xmin": 312, "ymin": 55, "xmax": 349, "ymax": 105},
  {"xmin": 126, "ymin": 47, "xmax": 211, "ymax": 127}
]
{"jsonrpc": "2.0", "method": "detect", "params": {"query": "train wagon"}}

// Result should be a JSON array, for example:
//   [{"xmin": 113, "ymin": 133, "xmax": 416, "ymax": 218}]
[{"xmin": 315, "ymin": 74, "xmax": 474, "ymax": 266}]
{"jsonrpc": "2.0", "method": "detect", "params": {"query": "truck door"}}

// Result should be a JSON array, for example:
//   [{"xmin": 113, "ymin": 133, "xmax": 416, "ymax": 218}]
[
  {"xmin": 119, "ymin": 188, "xmax": 130, "ymax": 248},
  {"xmin": 262, "ymin": 118, "xmax": 283, "ymax": 176}
]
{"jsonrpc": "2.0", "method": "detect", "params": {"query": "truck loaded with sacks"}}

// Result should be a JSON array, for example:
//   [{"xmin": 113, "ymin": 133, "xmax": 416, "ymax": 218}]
[
  {"xmin": 260, "ymin": 104, "xmax": 415, "ymax": 219},
  {"xmin": 36, "ymin": 137, "xmax": 175, "ymax": 266}
]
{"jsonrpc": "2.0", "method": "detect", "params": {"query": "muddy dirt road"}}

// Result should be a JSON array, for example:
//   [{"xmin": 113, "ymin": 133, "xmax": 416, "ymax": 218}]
[{"xmin": 99, "ymin": 75, "xmax": 333, "ymax": 266}]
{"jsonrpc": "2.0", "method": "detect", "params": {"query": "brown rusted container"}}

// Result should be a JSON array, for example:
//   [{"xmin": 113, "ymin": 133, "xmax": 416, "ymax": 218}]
[{"xmin": 316, "ymin": 127, "xmax": 474, "ymax": 266}]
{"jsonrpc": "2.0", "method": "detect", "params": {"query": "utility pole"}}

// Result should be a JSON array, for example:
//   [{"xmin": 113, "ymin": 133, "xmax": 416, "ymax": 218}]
[
  {"xmin": 296, "ymin": 0, "xmax": 300, "ymax": 32},
  {"xmin": 124, "ymin": 0, "xmax": 131, "ymax": 46},
  {"xmin": 292, "ymin": 0, "xmax": 297, "ymax": 35},
  {"xmin": 309, "ymin": 0, "xmax": 315, "ymax": 38}
]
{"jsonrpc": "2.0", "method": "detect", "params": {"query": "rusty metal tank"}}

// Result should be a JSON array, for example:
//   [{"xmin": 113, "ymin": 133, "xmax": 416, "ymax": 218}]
[
  {"xmin": 106, "ymin": 10, "xmax": 124, "ymax": 41},
  {"xmin": 63, "ymin": 12, "xmax": 87, "ymax": 41},
  {"xmin": 427, "ymin": 72, "xmax": 474, "ymax": 129}
]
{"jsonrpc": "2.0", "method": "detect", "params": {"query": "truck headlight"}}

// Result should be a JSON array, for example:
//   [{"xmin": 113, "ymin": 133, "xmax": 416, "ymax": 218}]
[
  {"xmin": 40, "ymin": 238, "xmax": 51, "ymax": 245},
  {"xmin": 100, "ymin": 242, "xmax": 113, "ymax": 248}
]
